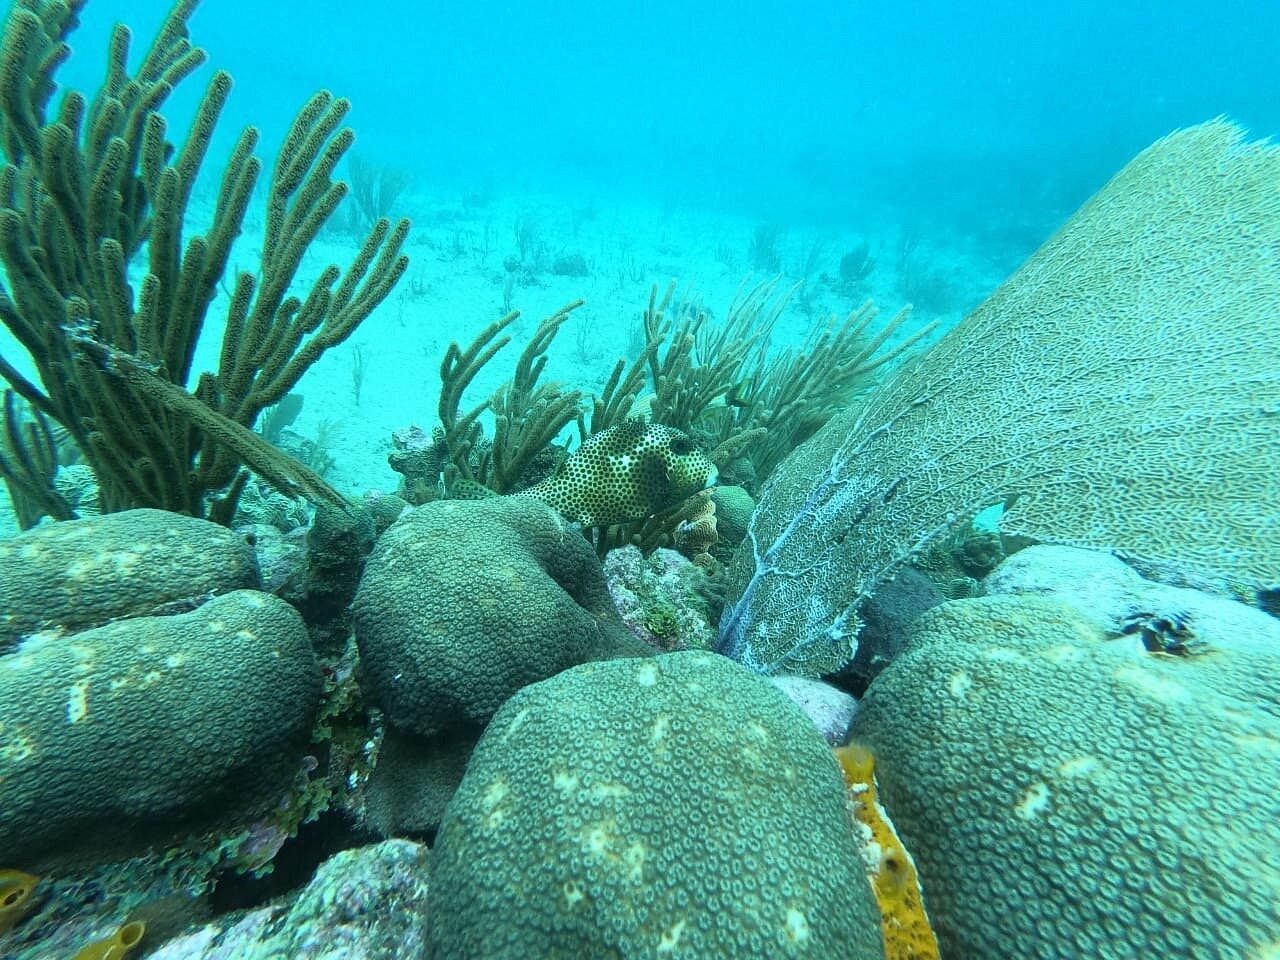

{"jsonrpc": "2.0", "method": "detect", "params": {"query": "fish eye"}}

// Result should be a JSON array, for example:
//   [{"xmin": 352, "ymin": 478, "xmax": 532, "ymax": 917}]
[{"xmin": 669, "ymin": 436, "xmax": 693, "ymax": 455}]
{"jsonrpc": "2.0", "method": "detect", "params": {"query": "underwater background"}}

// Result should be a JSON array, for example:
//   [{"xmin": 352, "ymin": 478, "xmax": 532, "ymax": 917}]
[
  {"xmin": 2, "ymin": 0, "xmax": 1280, "ymax": 957},
  {"xmin": 3, "ymin": 0, "xmax": 1277, "ymax": 512}
]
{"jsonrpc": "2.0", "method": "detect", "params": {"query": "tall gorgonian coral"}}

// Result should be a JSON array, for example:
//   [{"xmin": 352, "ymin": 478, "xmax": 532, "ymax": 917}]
[{"xmin": 0, "ymin": 0, "xmax": 408, "ymax": 524}]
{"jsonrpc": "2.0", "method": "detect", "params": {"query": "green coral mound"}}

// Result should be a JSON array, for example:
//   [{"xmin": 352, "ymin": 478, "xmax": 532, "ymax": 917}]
[
  {"xmin": 353, "ymin": 497, "xmax": 648, "ymax": 736},
  {"xmin": 352, "ymin": 497, "xmax": 651, "ymax": 834},
  {"xmin": 0, "ymin": 589, "xmax": 320, "ymax": 870},
  {"xmin": 428, "ymin": 650, "xmax": 884, "ymax": 959},
  {"xmin": 0, "ymin": 508, "xmax": 257, "ymax": 650},
  {"xmin": 850, "ymin": 594, "xmax": 1280, "ymax": 957},
  {"xmin": 721, "ymin": 119, "xmax": 1280, "ymax": 676}
]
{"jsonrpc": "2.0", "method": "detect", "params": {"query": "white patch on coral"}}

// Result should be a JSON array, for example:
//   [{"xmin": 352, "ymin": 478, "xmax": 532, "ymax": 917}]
[
  {"xmin": 656, "ymin": 919, "xmax": 686, "ymax": 953},
  {"xmin": 480, "ymin": 777, "xmax": 511, "ymax": 829},
  {"xmin": 1057, "ymin": 755, "xmax": 1100, "ymax": 778},
  {"xmin": 582, "ymin": 820, "xmax": 617, "ymax": 857},
  {"xmin": 650, "ymin": 715, "xmax": 670, "ymax": 745},
  {"xmin": 503, "ymin": 708, "xmax": 530, "ymax": 740},
  {"xmin": 1245, "ymin": 938, "xmax": 1280, "ymax": 960},
  {"xmin": 1015, "ymin": 781, "xmax": 1051, "ymax": 820},
  {"xmin": 481, "ymin": 778, "xmax": 509, "ymax": 810},
  {"xmin": 947, "ymin": 670, "xmax": 973, "ymax": 699},
  {"xmin": 1232, "ymin": 731, "xmax": 1280, "ymax": 756},
  {"xmin": 1113, "ymin": 665, "xmax": 1190, "ymax": 703},
  {"xmin": 1, "ymin": 731, "xmax": 36, "ymax": 763},
  {"xmin": 10, "ymin": 628, "xmax": 64, "ymax": 660},
  {"xmin": 622, "ymin": 841, "xmax": 647, "ymax": 882},
  {"xmin": 635, "ymin": 662, "xmax": 659, "ymax": 687},
  {"xmin": 1043, "ymin": 643, "xmax": 1086, "ymax": 664},
  {"xmin": 981, "ymin": 646, "xmax": 1027, "ymax": 663},
  {"xmin": 562, "ymin": 880, "xmax": 586, "ymax": 909},
  {"xmin": 552, "ymin": 768, "xmax": 580, "ymax": 794},
  {"xmin": 66, "ymin": 680, "xmax": 90, "ymax": 723},
  {"xmin": 65, "ymin": 559, "xmax": 96, "ymax": 580},
  {"xmin": 783, "ymin": 907, "xmax": 810, "ymax": 945},
  {"xmin": 111, "ymin": 551, "xmax": 141, "ymax": 576},
  {"xmin": 588, "ymin": 782, "xmax": 631, "ymax": 800}
]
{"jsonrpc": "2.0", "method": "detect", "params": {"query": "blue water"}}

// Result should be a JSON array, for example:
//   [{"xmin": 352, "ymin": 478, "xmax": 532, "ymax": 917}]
[
  {"xmin": 4, "ymin": 3, "xmax": 1280, "ymax": 956},
  {"xmin": 62, "ymin": 0, "xmax": 1280, "ymax": 249}
]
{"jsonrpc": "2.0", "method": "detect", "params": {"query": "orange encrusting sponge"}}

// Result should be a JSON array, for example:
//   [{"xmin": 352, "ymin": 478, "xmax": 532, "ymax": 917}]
[{"xmin": 835, "ymin": 743, "xmax": 941, "ymax": 960}]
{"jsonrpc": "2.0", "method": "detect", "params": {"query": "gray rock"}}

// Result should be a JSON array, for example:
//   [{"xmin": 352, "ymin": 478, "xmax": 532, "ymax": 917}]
[
  {"xmin": 148, "ymin": 840, "xmax": 430, "ymax": 960},
  {"xmin": 769, "ymin": 674, "xmax": 858, "ymax": 745},
  {"xmin": 984, "ymin": 544, "xmax": 1280, "ymax": 654}
]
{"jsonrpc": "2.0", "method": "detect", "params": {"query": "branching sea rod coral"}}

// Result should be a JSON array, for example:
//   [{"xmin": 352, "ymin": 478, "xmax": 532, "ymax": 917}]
[
  {"xmin": 436, "ymin": 302, "xmax": 586, "ymax": 495},
  {"xmin": 424, "ymin": 279, "xmax": 926, "ymax": 563},
  {"xmin": 631, "ymin": 279, "xmax": 933, "ymax": 486},
  {"xmin": 0, "ymin": 0, "xmax": 409, "ymax": 523}
]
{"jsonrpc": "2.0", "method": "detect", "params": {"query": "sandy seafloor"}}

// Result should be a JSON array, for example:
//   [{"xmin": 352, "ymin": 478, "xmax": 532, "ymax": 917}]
[{"xmin": 0, "ymin": 179, "xmax": 1017, "ymax": 533}]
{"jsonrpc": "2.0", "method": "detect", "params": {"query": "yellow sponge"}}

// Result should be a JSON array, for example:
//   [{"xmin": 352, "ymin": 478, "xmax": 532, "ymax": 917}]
[
  {"xmin": 0, "ymin": 868, "xmax": 38, "ymax": 933},
  {"xmin": 835, "ymin": 743, "xmax": 940, "ymax": 960},
  {"xmin": 72, "ymin": 920, "xmax": 146, "ymax": 960}
]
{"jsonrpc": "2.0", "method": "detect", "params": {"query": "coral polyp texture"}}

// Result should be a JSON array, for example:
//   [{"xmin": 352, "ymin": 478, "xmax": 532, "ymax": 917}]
[
  {"xmin": 720, "ymin": 119, "xmax": 1280, "ymax": 676},
  {"xmin": 0, "ymin": 509, "xmax": 256, "ymax": 650},
  {"xmin": 515, "ymin": 418, "xmax": 717, "ymax": 527},
  {"xmin": 428, "ymin": 651, "xmax": 884, "ymax": 958},
  {"xmin": 351, "ymin": 497, "xmax": 651, "ymax": 833},
  {"xmin": 849, "ymin": 580, "xmax": 1280, "ymax": 956},
  {"xmin": 0, "ymin": 588, "xmax": 320, "ymax": 869}
]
